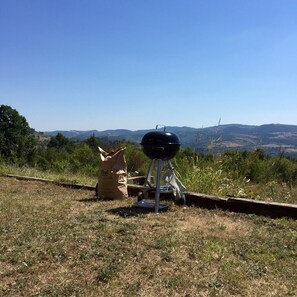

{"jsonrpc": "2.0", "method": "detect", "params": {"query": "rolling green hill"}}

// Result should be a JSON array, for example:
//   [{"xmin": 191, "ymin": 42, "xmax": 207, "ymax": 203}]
[{"xmin": 44, "ymin": 124, "xmax": 297, "ymax": 157}]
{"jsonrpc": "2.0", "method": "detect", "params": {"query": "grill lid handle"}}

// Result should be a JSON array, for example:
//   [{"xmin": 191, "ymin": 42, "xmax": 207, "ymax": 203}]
[{"xmin": 155, "ymin": 124, "xmax": 166, "ymax": 131}]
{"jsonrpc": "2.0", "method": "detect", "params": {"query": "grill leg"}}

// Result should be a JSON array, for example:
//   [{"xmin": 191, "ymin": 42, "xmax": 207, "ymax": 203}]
[
  {"xmin": 144, "ymin": 160, "xmax": 155, "ymax": 187},
  {"xmin": 155, "ymin": 159, "xmax": 162, "ymax": 213}
]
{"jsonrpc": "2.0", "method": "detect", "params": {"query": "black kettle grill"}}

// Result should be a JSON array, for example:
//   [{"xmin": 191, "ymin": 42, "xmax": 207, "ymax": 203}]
[{"xmin": 135, "ymin": 126, "xmax": 183, "ymax": 213}]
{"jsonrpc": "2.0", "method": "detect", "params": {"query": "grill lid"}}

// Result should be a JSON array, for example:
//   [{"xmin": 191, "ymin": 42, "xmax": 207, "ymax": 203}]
[{"xmin": 141, "ymin": 130, "xmax": 180, "ymax": 160}]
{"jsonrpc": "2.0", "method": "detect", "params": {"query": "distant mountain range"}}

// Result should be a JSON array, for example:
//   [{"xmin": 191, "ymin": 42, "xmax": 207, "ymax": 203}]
[{"xmin": 44, "ymin": 124, "xmax": 297, "ymax": 158}]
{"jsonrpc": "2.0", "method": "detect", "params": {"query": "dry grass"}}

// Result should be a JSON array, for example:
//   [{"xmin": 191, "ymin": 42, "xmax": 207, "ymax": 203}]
[{"xmin": 1, "ymin": 176, "xmax": 297, "ymax": 297}]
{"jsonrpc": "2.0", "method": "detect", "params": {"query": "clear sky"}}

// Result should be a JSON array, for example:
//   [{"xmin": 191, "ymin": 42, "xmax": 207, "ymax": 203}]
[{"xmin": 1, "ymin": 0, "xmax": 296, "ymax": 131}]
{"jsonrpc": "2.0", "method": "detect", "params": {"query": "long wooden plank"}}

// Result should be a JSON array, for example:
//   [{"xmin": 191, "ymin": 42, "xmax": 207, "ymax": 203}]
[
  {"xmin": 4, "ymin": 174, "xmax": 96, "ymax": 191},
  {"xmin": 185, "ymin": 191, "xmax": 297, "ymax": 219}
]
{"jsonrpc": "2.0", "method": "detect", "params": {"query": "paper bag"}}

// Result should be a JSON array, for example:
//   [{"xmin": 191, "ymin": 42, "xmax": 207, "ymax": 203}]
[{"xmin": 97, "ymin": 146, "xmax": 128, "ymax": 199}]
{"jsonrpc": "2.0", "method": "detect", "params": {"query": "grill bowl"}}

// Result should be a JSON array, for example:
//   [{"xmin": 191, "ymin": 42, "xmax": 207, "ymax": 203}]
[{"xmin": 141, "ymin": 131, "xmax": 180, "ymax": 160}]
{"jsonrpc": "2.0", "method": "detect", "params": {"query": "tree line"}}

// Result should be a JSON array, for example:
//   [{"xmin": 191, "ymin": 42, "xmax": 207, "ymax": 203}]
[{"xmin": 1, "ymin": 104, "xmax": 297, "ymax": 186}]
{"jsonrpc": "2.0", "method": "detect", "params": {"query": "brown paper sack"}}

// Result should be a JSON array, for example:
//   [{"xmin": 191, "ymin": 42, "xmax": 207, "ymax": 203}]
[{"xmin": 97, "ymin": 146, "xmax": 128, "ymax": 199}]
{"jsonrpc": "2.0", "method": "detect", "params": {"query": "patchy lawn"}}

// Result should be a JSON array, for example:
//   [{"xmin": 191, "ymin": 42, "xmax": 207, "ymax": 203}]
[{"xmin": 0, "ymin": 177, "xmax": 296, "ymax": 296}]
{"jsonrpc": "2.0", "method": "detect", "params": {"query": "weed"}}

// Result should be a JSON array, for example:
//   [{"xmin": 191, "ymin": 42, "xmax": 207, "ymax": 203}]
[{"xmin": 95, "ymin": 266, "xmax": 117, "ymax": 283}]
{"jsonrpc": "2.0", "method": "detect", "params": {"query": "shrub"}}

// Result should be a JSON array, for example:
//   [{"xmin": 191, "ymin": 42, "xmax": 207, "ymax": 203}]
[{"xmin": 272, "ymin": 156, "xmax": 297, "ymax": 185}]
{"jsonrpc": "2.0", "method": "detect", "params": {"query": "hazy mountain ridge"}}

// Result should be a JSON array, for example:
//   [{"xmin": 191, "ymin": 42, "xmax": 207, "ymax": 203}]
[{"xmin": 44, "ymin": 124, "xmax": 297, "ymax": 157}]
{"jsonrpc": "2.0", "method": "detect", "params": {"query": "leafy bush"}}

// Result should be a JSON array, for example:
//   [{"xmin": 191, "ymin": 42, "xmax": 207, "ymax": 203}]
[
  {"xmin": 271, "ymin": 156, "xmax": 297, "ymax": 185},
  {"xmin": 173, "ymin": 155, "xmax": 248, "ymax": 197},
  {"xmin": 125, "ymin": 143, "xmax": 149, "ymax": 176}
]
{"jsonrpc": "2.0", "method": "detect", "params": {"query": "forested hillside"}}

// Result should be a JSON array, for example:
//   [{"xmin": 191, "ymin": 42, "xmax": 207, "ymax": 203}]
[{"xmin": 45, "ymin": 124, "xmax": 297, "ymax": 158}]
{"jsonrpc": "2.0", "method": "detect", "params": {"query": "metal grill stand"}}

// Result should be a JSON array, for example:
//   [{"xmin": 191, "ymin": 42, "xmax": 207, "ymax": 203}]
[{"xmin": 134, "ymin": 159, "xmax": 183, "ymax": 213}]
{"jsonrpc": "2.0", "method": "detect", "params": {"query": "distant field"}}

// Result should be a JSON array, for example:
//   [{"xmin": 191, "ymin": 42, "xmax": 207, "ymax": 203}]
[{"xmin": 1, "ymin": 177, "xmax": 297, "ymax": 297}]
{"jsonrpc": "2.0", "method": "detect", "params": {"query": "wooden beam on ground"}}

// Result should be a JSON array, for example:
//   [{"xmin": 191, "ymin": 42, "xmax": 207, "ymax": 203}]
[
  {"xmin": 3, "ymin": 174, "xmax": 96, "ymax": 191},
  {"xmin": 185, "ymin": 191, "xmax": 297, "ymax": 219}
]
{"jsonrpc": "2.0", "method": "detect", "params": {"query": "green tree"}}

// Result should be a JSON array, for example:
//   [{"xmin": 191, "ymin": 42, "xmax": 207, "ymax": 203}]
[
  {"xmin": 0, "ymin": 105, "xmax": 36, "ymax": 164},
  {"xmin": 47, "ymin": 133, "xmax": 75, "ymax": 152},
  {"xmin": 84, "ymin": 134, "xmax": 101, "ymax": 153}
]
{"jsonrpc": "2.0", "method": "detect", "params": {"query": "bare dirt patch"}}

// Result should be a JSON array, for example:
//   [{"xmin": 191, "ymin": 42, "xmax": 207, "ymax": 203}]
[{"xmin": 178, "ymin": 211, "xmax": 253, "ymax": 239}]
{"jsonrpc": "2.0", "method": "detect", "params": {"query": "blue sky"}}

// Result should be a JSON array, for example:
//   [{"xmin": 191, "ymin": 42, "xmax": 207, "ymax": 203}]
[{"xmin": 1, "ymin": 0, "xmax": 296, "ymax": 131}]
